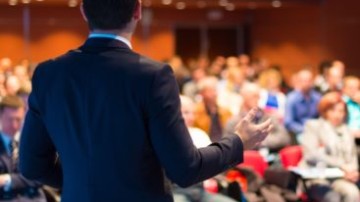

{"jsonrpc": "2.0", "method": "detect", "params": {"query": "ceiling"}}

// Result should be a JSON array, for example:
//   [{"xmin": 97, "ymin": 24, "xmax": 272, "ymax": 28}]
[{"xmin": 0, "ymin": 0, "xmax": 322, "ymax": 10}]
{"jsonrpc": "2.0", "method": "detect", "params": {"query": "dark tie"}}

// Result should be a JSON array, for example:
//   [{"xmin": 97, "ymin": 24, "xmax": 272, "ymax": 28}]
[{"xmin": 9, "ymin": 140, "xmax": 19, "ymax": 169}]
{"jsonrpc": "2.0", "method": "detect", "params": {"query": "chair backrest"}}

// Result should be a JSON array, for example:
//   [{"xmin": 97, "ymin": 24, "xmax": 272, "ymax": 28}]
[
  {"xmin": 238, "ymin": 150, "xmax": 268, "ymax": 177},
  {"xmin": 279, "ymin": 146, "xmax": 303, "ymax": 169}
]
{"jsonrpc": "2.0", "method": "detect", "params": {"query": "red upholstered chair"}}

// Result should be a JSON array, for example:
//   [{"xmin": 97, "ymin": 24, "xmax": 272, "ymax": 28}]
[
  {"xmin": 279, "ymin": 146, "xmax": 303, "ymax": 169},
  {"xmin": 238, "ymin": 150, "xmax": 268, "ymax": 177}
]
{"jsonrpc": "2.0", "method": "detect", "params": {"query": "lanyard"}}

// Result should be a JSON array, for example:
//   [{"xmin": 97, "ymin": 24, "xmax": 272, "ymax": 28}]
[{"xmin": 89, "ymin": 33, "xmax": 132, "ymax": 49}]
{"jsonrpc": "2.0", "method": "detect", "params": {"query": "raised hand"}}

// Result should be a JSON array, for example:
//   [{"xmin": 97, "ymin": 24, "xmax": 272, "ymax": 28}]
[{"xmin": 235, "ymin": 108, "xmax": 272, "ymax": 150}]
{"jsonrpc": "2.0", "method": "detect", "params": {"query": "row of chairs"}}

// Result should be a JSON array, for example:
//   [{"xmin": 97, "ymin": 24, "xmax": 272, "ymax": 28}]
[
  {"xmin": 241, "ymin": 146, "xmax": 303, "ymax": 177},
  {"xmin": 204, "ymin": 146, "xmax": 304, "ymax": 200}
]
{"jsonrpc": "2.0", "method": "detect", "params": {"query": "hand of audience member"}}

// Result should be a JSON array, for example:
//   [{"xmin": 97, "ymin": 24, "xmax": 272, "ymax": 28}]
[
  {"xmin": 344, "ymin": 171, "xmax": 359, "ymax": 183},
  {"xmin": 0, "ymin": 174, "xmax": 11, "ymax": 187},
  {"xmin": 235, "ymin": 108, "xmax": 272, "ymax": 150}
]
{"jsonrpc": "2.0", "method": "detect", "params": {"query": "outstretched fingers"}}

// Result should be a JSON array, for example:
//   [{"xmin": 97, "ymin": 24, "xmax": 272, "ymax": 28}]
[
  {"xmin": 242, "ymin": 108, "xmax": 258, "ymax": 124},
  {"xmin": 256, "ymin": 118, "xmax": 272, "ymax": 131}
]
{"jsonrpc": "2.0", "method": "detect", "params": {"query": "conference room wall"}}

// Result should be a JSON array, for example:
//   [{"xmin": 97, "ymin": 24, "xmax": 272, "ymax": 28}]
[
  {"xmin": 0, "ymin": 6, "xmax": 176, "ymax": 64},
  {"xmin": 251, "ymin": 0, "xmax": 360, "ymax": 82},
  {"xmin": 0, "ymin": 1, "xmax": 359, "ymax": 80}
]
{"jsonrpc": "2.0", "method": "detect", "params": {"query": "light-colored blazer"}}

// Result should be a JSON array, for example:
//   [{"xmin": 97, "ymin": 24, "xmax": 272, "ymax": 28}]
[{"xmin": 300, "ymin": 118, "xmax": 358, "ymax": 171}]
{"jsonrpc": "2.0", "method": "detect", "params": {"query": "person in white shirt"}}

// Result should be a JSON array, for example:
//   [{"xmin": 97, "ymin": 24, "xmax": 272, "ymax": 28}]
[
  {"xmin": 180, "ymin": 96, "xmax": 211, "ymax": 148},
  {"xmin": 173, "ymin": 95, "xmax": 236, "ymax": 202}
]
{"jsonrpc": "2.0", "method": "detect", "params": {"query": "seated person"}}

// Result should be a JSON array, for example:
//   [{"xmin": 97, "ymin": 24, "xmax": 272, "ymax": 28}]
[
  {"xmin": 285, "ymin": 69, "xmax": 321, "ymax": 143},
  {"xmin": 172, "ymin": 95, "xmax": 236, "ymax": 202},
  {"xmin": 258, "ymin": 68, "xmax": 287, "ymax": 123},
  {"xmin": 301, "ymin": 92, "xmax": 359, "ymax": 202},
  {"xmin": 0, "ymin": 96, "xmax": 46, "ymax": 201},
  {"xmin": 224, "ymin": 83, "xmax": 290, "ymax": 153},
  {"xmin": 194, "ymin": 77, "xmax": 232, "ymax": 142}
]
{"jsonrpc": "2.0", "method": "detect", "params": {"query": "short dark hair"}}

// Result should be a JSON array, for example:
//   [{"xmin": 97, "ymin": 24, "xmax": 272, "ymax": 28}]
[
  {"xmin": 0, "ymin": 95, "xmax": 24, "ymax": 113},
  {"xmin": 318, "ymin": 60, "xmax": 333, "ymax": 75},
  {"xmin": 83, "ymin": 0, "xmax": 138, "ymax": 30}
]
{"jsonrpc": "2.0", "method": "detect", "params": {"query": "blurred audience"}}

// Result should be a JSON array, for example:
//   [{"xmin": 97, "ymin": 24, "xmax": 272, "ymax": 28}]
[
  {"xmin": 342, "ymin": 76, "xmax": 360, "ymax": 136},
  {"xmin": 168, "ymin": 56, "xmax": 190, "ymax": 90},
  {"xmin": 301, "ymin": 92, "xmax": 359, "ymax": 202},
  {"xmin": 217, "ymin": 67, "xmax": 246, "ymax": 115},
  {"xmin": 322, "ymin": 65, "xmax": 344, "ymax": 94},
  {"xmin": 194, "ymin": 77, "xmax": 232, "ymax": 142},
  {"xmin": 5, "ymin": 76, "xmax": 21, "ymax": 97},
  {"xmin": 314, "ymin": 60, "xmax": 333, "ymax": 94},
  {"xmin": 285, "ymin": 69, "xmax": 321, "ymax": 143},
  {"xmin": 1, "ymin": 52, "xmax": 360, "ymax": 201},
  {"xmin": 0, "ymin": 95, "xmax": 46, "ymax": 201},
  {"xmin": 258, "ymin": 68, "xmax": 287, "ymax": 122},
  {"xmin": 173, "ymin": 96, "xmax": 236, "ymax": 202},
  {"xmin": 180, "ymin": 96, "xmax": 211, "ymax": 148},
  {"xmin": 182, "ymin": 68, "xmax": 207, "ymax": 102},
  {"xmin": 224, "ymin": 83, "xmax": 290, "ymax": 152},
  {"xmin": 208, "ymin": 56, "xmax": 226, "ymax": 79}
]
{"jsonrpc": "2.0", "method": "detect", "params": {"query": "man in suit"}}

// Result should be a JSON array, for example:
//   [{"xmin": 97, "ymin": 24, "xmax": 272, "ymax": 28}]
[
  {"xmin": 19, "ymin": 0, "xmax": 272, "ymax": 202},
  {"xmin": 0, "ymin": 96, "xmax": 46, "ymax": 201}
]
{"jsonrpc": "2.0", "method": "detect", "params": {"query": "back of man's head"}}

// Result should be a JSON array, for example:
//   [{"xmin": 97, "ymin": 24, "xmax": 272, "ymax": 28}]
[{"xmin": 83, "ymin": 0, "xmax": 138, "ymax": 30}]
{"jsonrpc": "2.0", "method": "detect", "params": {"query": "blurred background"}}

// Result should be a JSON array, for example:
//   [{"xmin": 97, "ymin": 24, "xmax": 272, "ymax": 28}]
[
  {"xmin": 2, "ymin": 1, "xmax": 360, "ymax": 201},
  {"xmin": 1, "ymin": 0, "xmax": 360, "ymax": 81}
]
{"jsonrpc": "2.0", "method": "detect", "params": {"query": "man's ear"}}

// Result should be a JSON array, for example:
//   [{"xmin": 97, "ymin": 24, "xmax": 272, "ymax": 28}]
[
  {"xmin": 133, "ymin": 0, "xmax": 142, "ymax": 20},
  {"xmin": 80, "ymin": 3, "xmax": 88, "ymax": 22}
]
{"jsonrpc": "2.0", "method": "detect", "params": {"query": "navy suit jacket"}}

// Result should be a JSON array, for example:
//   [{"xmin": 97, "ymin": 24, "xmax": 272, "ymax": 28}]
[{"xmin": 19, "ymin": 38, "xmax": 244, "ymax": 202}]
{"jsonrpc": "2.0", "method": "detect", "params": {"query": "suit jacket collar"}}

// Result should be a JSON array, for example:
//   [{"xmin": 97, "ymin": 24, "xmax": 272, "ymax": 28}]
[
  {"xmin": 0, "ymin": 133, "xmax": 8, "ymax": 155},
  {"xmin": 80, "ymin": 37, "xmax": 131, "ymax": 51}
]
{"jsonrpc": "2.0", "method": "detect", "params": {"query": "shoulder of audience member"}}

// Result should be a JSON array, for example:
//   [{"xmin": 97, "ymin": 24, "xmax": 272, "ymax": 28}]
[
  {"xmin": 286, "ymin": 90, "xmax": 300, "ymax": 100},
  {"xmin": 311, "ymin": 89, "xmax": 322, "ymax": 98},
  {"xmin": 304, "ymin": 118, "xmax": 322, "ymax": 129}
]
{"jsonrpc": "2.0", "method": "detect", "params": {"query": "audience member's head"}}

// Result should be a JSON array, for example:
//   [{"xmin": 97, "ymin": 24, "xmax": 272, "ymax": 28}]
[
  {"xmin": 197, "ymin": 56, "xmax": 210, "ymax": 70},
  {"xmin": 343, "ymin": 76, "xmax": 360, "ymax": 99},
  {"xmin": 5, "ymin": 75, "xmax": 21, "ymax": 96},
  {"xmin": 0, "ymin": 57, "xmax": 12, "ymax": 73},
  {"xmin": 0, "ymin": 95, "xmax": 25, "ymax": 137},
  {"xmin": 332, "ymin": 60, "xmax": 345, "ymax": 75},
  {"xmin": 213, "ymin": 56, "xmax": 226, "ymax": 66},
  {"xmin": 226, "ymin": 56, "xmax": 239, "ymax": 69},
  {"xmin": 318, "ymin": 92, "xmax": 347, "ymax": 126},
  {"xmin": 168, "ymin": 56, "xmax": 185, "ymax": 73},
  {"xmin": 238, "ymin": 54, "xmax": 250, "ymax": 67},
  {"xmin": 251, "ymin": 57, "xmax": 269, "ymax": 73},
  {"xmin": 198, "ymin": 76, "xmax": 218, "ymax": 105},
  {"xmin": 226, "ymin": 67, "xmax": 246, "ymax": 86},
  {"xmin": 209, "ymin": 56, "xmax": 225, "ymax": 77},
  {"xmin": 296, "ymin": 69, "xmax": 314, "ymax": 93},
  {"xmin": 240, "ymin": 82, "xmax": 261, "ymax": 111},
  {"xmin": 191, "ymin": 68, "xmax": 206, "ymax": 82},
  {"xmin": 14, "ymin": 65, "xmax": 29, "ymax": 81},
  {"xmin": 354, "ymin": 91, "xmax": 360, "ymax": 104},
  {"xmin": 326, "ymin": 66, "xmax": 343, "ymax": 91},
  {"xmin": 180, "ymin": 95, "xmax": 195, "ymax": 127},
  {"xmin": 258, "ymin": 68, "xmax": 282, "ymax": 91},
  {"xmin": 318, "ymin": 60, "xmax": 333, "ymax": 76}
]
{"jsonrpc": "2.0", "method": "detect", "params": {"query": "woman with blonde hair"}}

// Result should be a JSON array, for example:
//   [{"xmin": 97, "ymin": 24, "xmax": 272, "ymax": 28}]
[
  {"xmin": 217, "ymin": 67, "xmax": 246, "ymax": 115},
  {"xmin": 257, "ymin": 68, "xmax": 286, "ymax": 122}
]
